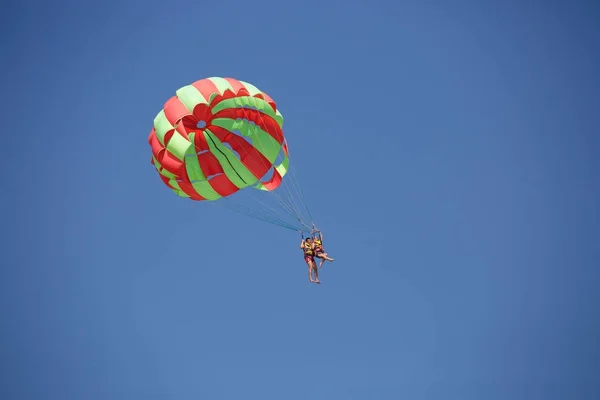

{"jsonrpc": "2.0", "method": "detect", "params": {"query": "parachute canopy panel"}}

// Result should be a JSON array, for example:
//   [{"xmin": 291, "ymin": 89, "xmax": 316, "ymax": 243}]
[{"xmin": 148, "ymin": 77, "xmax": 288, "ymax": 201}]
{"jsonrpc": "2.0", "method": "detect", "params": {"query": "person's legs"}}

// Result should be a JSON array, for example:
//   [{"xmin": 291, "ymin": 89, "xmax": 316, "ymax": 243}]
[
  {"xmin": 313, "ymin": 261, "xmax": 320, "ymax": 284},
  {"xmin": 317, "ymin": 256, "xmax": 325, "ymax": 269},
  {"xmin": 321, "ymin": 252, "xmax": 334, "ymax": 261},
  {"xmin": 305, "ymin": 256, "xmax": 314, "ymax": 282},
  {"xmin": 315, "ymin": 252, "xmax": 334, "ymax": 267}
]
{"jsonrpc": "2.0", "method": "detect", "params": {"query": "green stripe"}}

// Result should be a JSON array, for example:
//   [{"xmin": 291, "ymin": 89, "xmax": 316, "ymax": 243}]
[
  {"xmin": 212, "ymin": 96, "xmax": 279, "ymax": 124},
  {"xmin": 160, "ymin": 169, "xmax": 177, "ymax": 179},
  {"xmin": 274, "ymin": 109, "xmax": 284, "ymax": 128},
  {"xmin": 184, "ymin": 155, "xmax": 207, "ymax": 181},
  {"xmin": 238, "ymin": 82, "xmax": 284, "ymax": 126},
  {"xmin": 166, "ymin": 180, "xmax": 190, "ymax": 198},
  {"xmin": 165, "ymin": 176, "xmax": 222, "ymax": 201},
  {"xmin": 165, "ymin": 131, "xmax": 192, "ymax": 161},
  {"xmin": 238, "ymin": 80, "xmax": 262, "ymax": 96},
  {"xmin": 211, "ymin": 117, "xmax": 282, "ymax": 164},
  {"xmin": 208, "ymin": 77, "xmax": 234, "ymax": 95},
  {"xmin": 152, "ymin": 156, "xmax": 162, "ymax": 170},
  {"xmin": 252, "ymin": 181, "xmax": 266, "ymax": 190},
  {"xmin": 153, "ymin": 156, "xmax": 177, "ymax": 180},
  {"xmin": 183, "ymin": 134, "xmax": 222, "ymax": 201},
  {"xmin": 183, "ymin": 133, "xmax": 205, "ymax": 180},
  {"xmin": 173, "ymin": 190, "xmax": 189, "ymax": 198},
  {"xmin": 153, "ymin": 110, "xmax": 174, "ymax": 146},
  {"xmin": 192, "ymin": 180, "xmax": 222, "ymax": 200},
  {"xmin": 203, "ymin": 130, "xmax": 257, "ymax": 189},
  {"xmin": 275, "ymin": 151, "xmax": 289, "ymax": 177},
  {"xmin": 246, "ymin": 95, "xmax": 281, "ymax": 128},
  {"xmin": 253, "ymin": 151, "xmax": 289, "ymax": 192},
  {"xmin": 238, "ymin": 80, "xmax": 284, "ymax": 127},
  {"xmin": 176, "ymin": 85, "xmax": 209, "ymax": 111}
]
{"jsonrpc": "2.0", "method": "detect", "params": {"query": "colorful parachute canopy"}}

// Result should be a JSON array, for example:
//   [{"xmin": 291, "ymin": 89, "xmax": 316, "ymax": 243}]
[{"xmin": 148, "ymin": 77, "xmax": 290, "ymax": 201}]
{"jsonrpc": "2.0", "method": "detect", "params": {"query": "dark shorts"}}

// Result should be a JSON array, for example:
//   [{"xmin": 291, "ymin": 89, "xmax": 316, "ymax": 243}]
[{"xmin": 304, "ymin": 255, "xmax": 314, "ymax": 264}]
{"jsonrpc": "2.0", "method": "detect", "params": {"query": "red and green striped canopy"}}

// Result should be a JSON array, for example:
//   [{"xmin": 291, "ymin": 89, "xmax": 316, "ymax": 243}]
[{"xmin": 148, "ymin": 77, "xmax": 289, "ymax": 201}]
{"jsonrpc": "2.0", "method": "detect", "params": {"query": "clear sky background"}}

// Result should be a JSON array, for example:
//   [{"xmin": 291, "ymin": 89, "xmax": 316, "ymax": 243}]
[{"xmin": 2, "ymin": 0, "xmax": 599, "ymax": 399}]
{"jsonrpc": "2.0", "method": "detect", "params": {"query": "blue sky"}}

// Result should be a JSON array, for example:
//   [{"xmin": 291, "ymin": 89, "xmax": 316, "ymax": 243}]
[{"xmin": 2, "ymin": 0, "xmax": 599, "ymax": 399}]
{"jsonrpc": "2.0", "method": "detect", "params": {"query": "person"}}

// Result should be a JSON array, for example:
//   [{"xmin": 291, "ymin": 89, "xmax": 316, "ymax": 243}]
[
  {"xmin": 313, "ymin": 229, "xmax": 334, "ymax": 269},
  {"xmin": 300, "ymin": 236, "xmax": 320, "ymax": 284}
]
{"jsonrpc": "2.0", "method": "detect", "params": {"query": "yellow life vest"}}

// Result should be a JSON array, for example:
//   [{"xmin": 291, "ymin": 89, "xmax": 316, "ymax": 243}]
[
  {"xmin": 304, "ymin": 242, "xmax": 313, "ymax": 255},
  {"xmin": 313, "ymin": 239, "xmax": 322, "ymax": 247}
]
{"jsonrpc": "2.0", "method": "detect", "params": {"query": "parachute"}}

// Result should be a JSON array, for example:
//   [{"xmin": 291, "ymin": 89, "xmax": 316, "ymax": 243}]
[{"xmin": 148, "ymin": 77, "xmax": 314, "ymax": 232}]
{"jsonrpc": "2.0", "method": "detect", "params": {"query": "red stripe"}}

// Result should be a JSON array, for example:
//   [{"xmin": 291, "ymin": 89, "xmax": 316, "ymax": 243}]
[
  {"xmin": 208, "ymin": 175, "xmax": 239, "ymax": 197},
  {"xmin": 175, "ymin": 119, "xmax": 190, "ymax": 138},
  {"xmin": 149, "ymin": 127, "xmax": 176, "ymax": 163},
  {"xmin": 224, "ymin": 77, "xmax": 245, "ymax": 94},
  {"xmin": 191, "ymin": 78, "xmax": 220, "ymax": 103},
  {"xmin": 255, "ymin": 92, "xmax": 277, "ymax": 113},
  {"xmin": 192, "ymin": 129, "xmax": 210, "ymax": 152},
  {"xmin": 162, "ymin": 129, "xmax": 175, "ymax": 147},
  {"xmin": 174, "ymin": 180, "xmax": 205, "ymax": 201},
  {"xmin": 159, "ymin": 174, "xmax": 175, "ymax": 190},
  {"xmin": 213, "ymin": 108, "xmax": 284, "ymax": 145},
  {"xmin": 209, "ymin": 126, "xmax": 271, "ymax": 179},
  {"xmin": 282, "ymin": 140, "xmax": 289, "ymax": 156},
  {"xmin": 180, "ymin": 151, "xmax": 241, "ymax": 199},
  {"xmin": 226, "ymin": 78, "xmax": 278, "ymax": 112},
  {"xmin": 196, "ymin": 151, "xmax": 240, "ymax": 197},
  {"xmin": 149, "ymin": 131, "xmax": 163, "ymax": 160},
  {"xmin": 159, "ymin": 150, "xmax": 184, "ymax": 176},
  {"xmin": 148, "ymin": 128, "xmax": 155, "ymax": 145},
  {"xmin": 193, "ymin": 103, "xmax": 213, "ymax": 124},
  {"xmin": 163, "ymin": 95, "xmax": 191, "ymax": 126},
  {"xmin": 260, "ymin": 167, "xmax": 283, "ymax": 191},
  {"xmin": 196, "ymin": 151, "xmax": 223, "ymax": 179}
]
